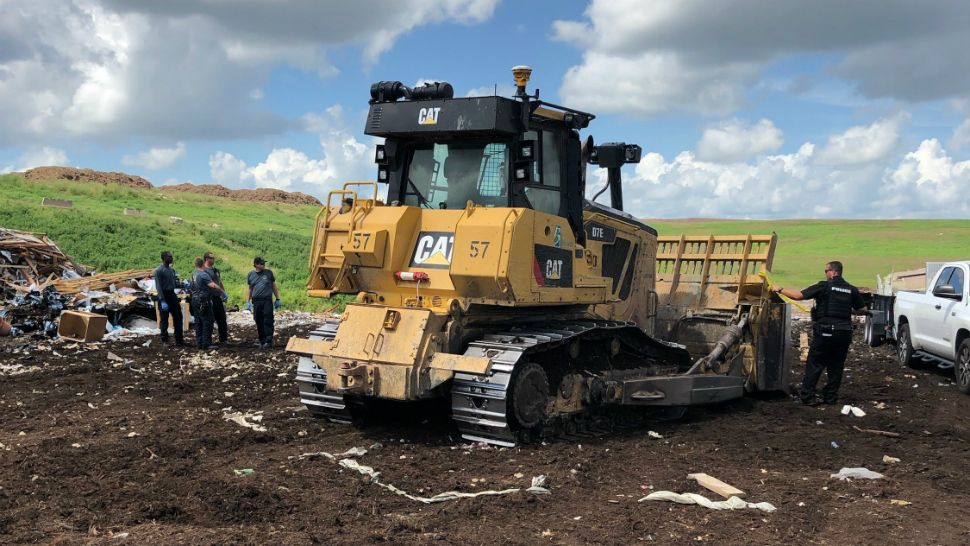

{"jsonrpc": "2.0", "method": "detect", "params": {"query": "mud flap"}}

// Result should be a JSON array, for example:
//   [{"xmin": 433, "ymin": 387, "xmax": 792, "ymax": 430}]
[{"xmin": 619, "ymin": 375, "xmax": 746, "ymax": 406}]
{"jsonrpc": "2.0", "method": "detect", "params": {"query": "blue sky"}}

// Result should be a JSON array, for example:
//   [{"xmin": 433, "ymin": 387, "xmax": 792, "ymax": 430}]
[{"xmin": 2, "ymin": 0, "xmax": 969, "ymax": 218}]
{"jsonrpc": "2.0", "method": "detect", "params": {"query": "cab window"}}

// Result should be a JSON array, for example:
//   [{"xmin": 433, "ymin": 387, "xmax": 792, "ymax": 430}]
[
  {"xmin": 404, "ymin": 141, "xmax": 508, "ymax": 209},
  {"xmin": 523, "ymin": 129, "xmax": 563, "ymax": 216}
]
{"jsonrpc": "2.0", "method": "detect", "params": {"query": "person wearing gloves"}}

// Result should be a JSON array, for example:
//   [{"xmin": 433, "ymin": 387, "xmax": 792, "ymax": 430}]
[
  {"xmin": 245, "ymin": 256, "xmax": 281, "ymax": 349},
  {"xmin": 153, "ymin": 251, "xmax": 185, "ymax": 347},
  {"xmin": 191, "ymin": 256, "xmax": 227, "ymax": 350}
]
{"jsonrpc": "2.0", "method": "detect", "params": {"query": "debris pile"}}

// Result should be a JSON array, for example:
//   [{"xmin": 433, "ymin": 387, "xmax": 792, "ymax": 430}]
[{"xmin": 0, "ymin": 228, "xmax": 155, "ymax": 339}]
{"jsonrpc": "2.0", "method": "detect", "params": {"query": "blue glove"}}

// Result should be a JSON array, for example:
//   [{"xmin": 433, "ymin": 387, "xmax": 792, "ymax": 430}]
[
  {"xmin": 160, "ymin": 301, "xmax": 169, "ymax": 312},
  {"xmin": 245, "ymin": 301, "xmax": 252, "ymax": 311},
  {"xmin": 274, "ymin": 299, "xmax": 281, "ymax": 310},
  {"xmin": 220, "ymin": 292, "xmax": 229, "ymax": 302}
]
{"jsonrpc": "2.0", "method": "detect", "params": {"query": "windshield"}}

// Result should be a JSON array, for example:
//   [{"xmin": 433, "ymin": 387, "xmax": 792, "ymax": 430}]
[{"xmin": 403, "ymin": 141, "xmax": 508, "ymax": 209}]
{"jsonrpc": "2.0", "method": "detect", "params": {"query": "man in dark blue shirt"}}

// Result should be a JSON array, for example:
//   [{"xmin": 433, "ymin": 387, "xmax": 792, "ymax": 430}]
[
  {"xmin": 773, "ymin": 261, "xmax": 868, "ymax": 406},
  {"xmin": 204, "ymin": 251, "xmax": 229, "ymax": 345},
  {"xmin": 245, "ymin": 256, "xmax": 281, "ymax": 349},
  {"xmin": 191, "ymin": 257, "xmax": 226, "ymax": 350},
  {"xmin": 153, "ymin": 251, "xmax": 184, "ymax": 346}
]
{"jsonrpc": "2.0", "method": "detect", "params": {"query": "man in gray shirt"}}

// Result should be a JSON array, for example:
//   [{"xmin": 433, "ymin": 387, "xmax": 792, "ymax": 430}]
[
  {"xmin": 245, "ymin": 256, "xmax": 281, "ymax": 349},
  {"xmin": 153, "ymin": 251, "xmax": 184, "ymax": 346}
]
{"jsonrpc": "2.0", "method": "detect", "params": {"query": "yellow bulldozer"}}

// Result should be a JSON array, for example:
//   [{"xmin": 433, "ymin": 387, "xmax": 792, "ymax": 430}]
[{"xmin": 286, "ymin": 67, "xmax": 792, "ymax": 445}]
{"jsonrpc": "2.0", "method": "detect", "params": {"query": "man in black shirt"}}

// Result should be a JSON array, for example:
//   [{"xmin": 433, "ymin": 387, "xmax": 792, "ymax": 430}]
[
  {"xmin": 245, "ymin": 257, "xmax": 281, "ymax": 349},
  {"xmin": 772, "ymin": 261, "xmax": 868, "ymax": 406},
  {"xmin": 192, "ymin": 256, "xmax": 227, "ymax": 350},
  {"xmin": 204, "ymin": 251, "xmax": 229, "ymax": 345},
  {"xmin": 153, "ymin": 251, "xmax": 184, "ymax": 346}
]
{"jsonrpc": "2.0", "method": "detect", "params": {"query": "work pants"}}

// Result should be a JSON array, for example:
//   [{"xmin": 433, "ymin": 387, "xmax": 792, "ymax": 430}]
[
  {"xmin": 801, "ymin": 326, "xmax": 853, "ymax": 404},
  {"xmin": 211, "ymin": 296, "xmax": 228, "ymax": 343},
  {"xmin": 252, "ymin": 297, "xmax": 274, "ymax": 346},
  {"xmin": 158, "ymin": 290, "xmax": 184, "ymax": 345},
  {"xmin": 193, "ymin": 297, "xmax": 214, "ymax": 349}
]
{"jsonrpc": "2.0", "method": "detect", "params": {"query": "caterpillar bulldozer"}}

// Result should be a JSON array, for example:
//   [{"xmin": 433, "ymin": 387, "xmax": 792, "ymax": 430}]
[{"xmin": 286, "ymin": 67, "xmax": 792, "ymax": 446}]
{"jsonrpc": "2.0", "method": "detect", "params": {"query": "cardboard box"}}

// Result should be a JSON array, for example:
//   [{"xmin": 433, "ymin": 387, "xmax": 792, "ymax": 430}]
[
  {"xmin": 58, "ymin": 310, "xmax": 109, "ymax": 342},
  {"xmin": 155, "ymin": 299, "xmax": 190, "ymax": 332}
]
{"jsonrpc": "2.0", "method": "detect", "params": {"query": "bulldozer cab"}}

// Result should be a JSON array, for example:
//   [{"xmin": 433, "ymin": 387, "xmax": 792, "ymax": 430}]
[{"xmin": 369, "ymin": 75, "xmax": 598, "ymax": 244}]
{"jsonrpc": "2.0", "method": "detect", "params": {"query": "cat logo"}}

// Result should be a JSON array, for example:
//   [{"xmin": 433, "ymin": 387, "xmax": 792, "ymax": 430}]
[
  {"xmin": 545, "ymin": 259, "xmax": 563, "ymax": 280},
  {"xmin": 410, "ymin": 231, "xmax": 454, "ymax": 268},
  {"xmin": 418, "ymin": 107, "xmax": 441, "ymax": 125}
]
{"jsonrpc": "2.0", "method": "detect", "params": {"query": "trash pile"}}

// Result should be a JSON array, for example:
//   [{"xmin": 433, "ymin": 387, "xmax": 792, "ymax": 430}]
[{"xmin": 0, "ymin": 228, "xmax": 155, "ymax": 339}]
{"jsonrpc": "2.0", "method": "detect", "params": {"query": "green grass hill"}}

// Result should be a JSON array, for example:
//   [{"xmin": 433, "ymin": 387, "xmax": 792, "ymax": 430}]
[{"xmin": 2, "ymin": 172, "xmax": 967, "ymax": 309}]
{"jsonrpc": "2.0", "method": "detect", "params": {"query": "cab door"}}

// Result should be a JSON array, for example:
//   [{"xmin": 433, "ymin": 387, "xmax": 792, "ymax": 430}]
[
  {"xmin": 922, "ymin": 266, "xmax": 963, "ymax": 357},
  {"xmin": 936, "ymin": 265, "xmax": 968, "ymax": 360}
]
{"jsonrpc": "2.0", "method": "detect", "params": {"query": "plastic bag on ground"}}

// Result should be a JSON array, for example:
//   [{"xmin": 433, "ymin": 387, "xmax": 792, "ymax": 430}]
[{"xmin": 830, "ymin": 467, "xmax": 885, "ymax": 480}]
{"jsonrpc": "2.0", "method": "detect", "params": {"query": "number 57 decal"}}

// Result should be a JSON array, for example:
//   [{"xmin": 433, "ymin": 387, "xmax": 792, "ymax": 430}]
[
  {"xmin": 469, "ymin": 240, "xmax": 490, "ymax": 258},
  {"xmin": 352, "ymin": 232, "xmax": 371, "ymax": 249}
]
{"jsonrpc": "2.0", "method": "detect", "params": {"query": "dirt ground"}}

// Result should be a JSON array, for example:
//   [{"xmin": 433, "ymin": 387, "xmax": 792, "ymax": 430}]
[{"xmin": 2, "ymin": 315, "xmax": 969, "ymax": 546}]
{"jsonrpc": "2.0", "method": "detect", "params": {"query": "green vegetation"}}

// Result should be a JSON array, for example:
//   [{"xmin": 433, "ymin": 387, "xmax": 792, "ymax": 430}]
[
  {"xmin": 2, "ymin": 173, "xmax": 967, "ymax": 308},
  {"xmin": 0, "ymin": 173, "xmax": 333, "ymax": 310},
  {"xmin": 650, "ymin": 219, "xmax": 970, "ymax": 290}
]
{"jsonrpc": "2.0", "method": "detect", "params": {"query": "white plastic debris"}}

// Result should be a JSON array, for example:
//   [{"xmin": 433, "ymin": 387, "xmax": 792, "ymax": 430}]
[
  {"xmin": 639, "ymin": 491, "xmax": 776, "ymax": 513},
  {"xmin": 830, "ymin": 467, "xmax": 885, "ymax": 480},
  {"xmin": 882, "ymin": 455, "xmax": 901, "ymax": 464},
  {"xmin": 648, "ymin": 431, "xmax": 663, "ymax": 439},
  {"xmin": 840, "ymin": 405, "xmax": 866, "ymax": 417},
  {"xmin": 222, "ymin": 411, "xmax": 267, "ymax": 432},
  {"xmin": 290, "ymin": 446, "xmax": 548, "ymax": 503}
]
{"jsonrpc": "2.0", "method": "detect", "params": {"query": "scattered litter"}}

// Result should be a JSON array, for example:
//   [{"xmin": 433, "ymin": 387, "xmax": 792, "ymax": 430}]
[
  {"xmin": 233, "ymin": 468, "xmax": 255, "ymax": 476},
  {"xmin": 830, "ymin": 467, "xmax": 885, "ymax": 481},
  {"xmin": 873, "ymin": 402, "xmax": 888, "ymax": 410},
  {"xmin": 852, "ymin": 425, "xmax": 901, "ymax": 438},
  {"xmin": 648, "ymin": 431, "xmax": 663, "ymax": 439},
  {"xmin": 223, "ymin": 411, "xmax": 267, "ymax": 432},
  {"xmin": 687, "ymin": 472, "xmax": 745, "ymax": 499},
  {"xmin": 106, "ymin": 352, "xmax": 124, "ymax": 362},
  {"xmin": 71, "ymin": 443, "xmax": 82, "ymax": 448},
  {"xmin": 841, "ymin": 405, "xmax": 866, "ymax": 417},
  {"xmin": 830, "ymin": 441, "xmax": 839, "ymax": 449},
  {"xmin": 639, "ymin": 491, "xmax": 776, "ymax": 513},
  {"xmin": 882, "ymin": 455, "xmax": 901, "ymax": 464},
  {"xmin": 890, "ymin": 499, "xmax": 912, "ymax": 506},
  {"xmin": 291, "ymin": 446, "xmax": 548, "ymax": 503}
]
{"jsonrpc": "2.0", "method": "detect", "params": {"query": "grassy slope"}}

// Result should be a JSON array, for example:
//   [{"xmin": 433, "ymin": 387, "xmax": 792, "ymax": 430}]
[
  {"xmin": 650, "ymin": 219, "xmax": 970, "ymax": 290},
  {"xmin": 3, "ymin": 173, "xmax": 967, "ymax": 307},
  {"xmin": 0, "ymin": 173, "xmax": 330, "ymax": 310}
]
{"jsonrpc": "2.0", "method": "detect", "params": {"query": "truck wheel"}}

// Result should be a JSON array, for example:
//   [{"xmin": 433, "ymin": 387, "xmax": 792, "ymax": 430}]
[
  {"xmin": 956, "ymin": 339, "xmax": 970, "ymax": 395},
  {"xmin": 864, "ymin": 317, "xmax": 885, "ymax": 348},
  {"xmin": 896, "ymin": 324, "xmax": 917, "ymax": 368}
]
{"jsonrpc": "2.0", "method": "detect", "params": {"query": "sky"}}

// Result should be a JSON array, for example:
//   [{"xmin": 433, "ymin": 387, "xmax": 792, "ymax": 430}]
[{"xmin": 1, "ymin": 0, "xmax": 969, "ymax": 219}]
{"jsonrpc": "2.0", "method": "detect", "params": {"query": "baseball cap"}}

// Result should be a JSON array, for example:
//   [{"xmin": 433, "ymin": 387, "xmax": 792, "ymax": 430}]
[{"xmin": 253, "ymin": 256, "xmax": 266, "ymax": 265}]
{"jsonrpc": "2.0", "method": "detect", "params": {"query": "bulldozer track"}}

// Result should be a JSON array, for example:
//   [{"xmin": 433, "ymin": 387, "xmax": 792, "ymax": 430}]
[
  {"xmin": 450, "ymin": 320, "xmax": 689, "ymax": 446},
  {"xmin": 294, "ymin": 318, "xmax": 353, "ymax": 423}
]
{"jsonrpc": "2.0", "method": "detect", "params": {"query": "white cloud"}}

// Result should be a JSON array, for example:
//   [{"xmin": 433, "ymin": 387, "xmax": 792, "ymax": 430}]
[
  {"xmin": 1, "ymin": 147, "xmax": 70, "ymax": 173},
  {"xmin": 696, "ymin": 118, "xmax": 783, "ymax": 162},
  {"xmin": 122, "ymin": 142, "xmax": 186, "ymax": 170},
  {"xmin": 878, "ymin": 139, "xmax": 970, "ymax": 216},
  {"xmin": 554, "ymin": 0, "xmax": 970, "ymax": 116},
  {"xmin": 211, "ymin": 104, "xmax": 374, "ymax": 197},
  {"xmin": 598, "ymin": 114, "xmax": 968, "ymax": 219},
  {"xmin": 0, "ymin": 0, "xmax": 499, "ymax": 146},
  {"xmin": 950, "ymin": 118, "xmax": 970, "ymax": 151},
  {"xmin": 817, "ymin": 113, "xmax": 907, "ymax": 166}
]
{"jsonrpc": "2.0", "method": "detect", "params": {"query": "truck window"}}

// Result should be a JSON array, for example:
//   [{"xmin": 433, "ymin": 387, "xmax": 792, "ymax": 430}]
[
  {"xmin": 949, "ymin": 268, "xmax": 965, "ymax": 295},
  {"xmin": 934, "ymin": 267, "xmax": 957, "ymax": 292}
]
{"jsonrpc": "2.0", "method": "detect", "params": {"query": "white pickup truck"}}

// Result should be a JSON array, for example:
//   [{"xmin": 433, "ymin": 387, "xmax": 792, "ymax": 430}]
[{"xmin": 893, "ymin": 261, "xmax": 970, "ymax": 394}]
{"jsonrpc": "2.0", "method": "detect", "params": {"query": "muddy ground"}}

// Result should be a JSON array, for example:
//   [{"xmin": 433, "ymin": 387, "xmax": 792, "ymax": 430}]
[{"xmin": 1, "ymin": 314, "xmax": 969, "ymax": 545}]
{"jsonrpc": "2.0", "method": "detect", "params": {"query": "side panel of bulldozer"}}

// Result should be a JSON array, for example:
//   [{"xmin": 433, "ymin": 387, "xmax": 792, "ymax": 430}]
[{"xmin": 654, "ymin": 234, "xmax": 791, "ymax": 392}]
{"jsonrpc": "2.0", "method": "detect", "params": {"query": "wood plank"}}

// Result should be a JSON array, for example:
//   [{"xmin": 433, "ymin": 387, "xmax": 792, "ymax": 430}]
[{"xmin": 687, "ymin": 473, "xmax": 746, "ymax": 499}]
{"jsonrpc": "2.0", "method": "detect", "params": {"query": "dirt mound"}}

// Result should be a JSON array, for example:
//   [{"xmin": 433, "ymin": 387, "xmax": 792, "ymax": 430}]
[
  {"xmin": 23, "ymin": 166, "xmax": 153, "ymax": 189},
  {"xmin": 160, "ymin": 183, "xmax": 321, "ymax": 206}
]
